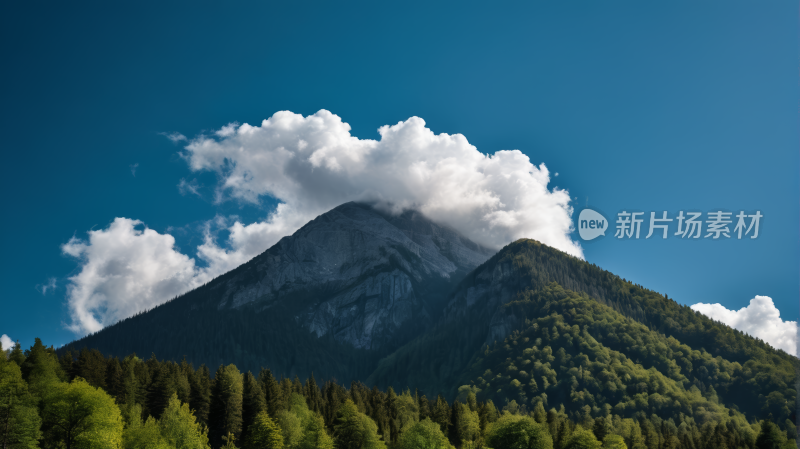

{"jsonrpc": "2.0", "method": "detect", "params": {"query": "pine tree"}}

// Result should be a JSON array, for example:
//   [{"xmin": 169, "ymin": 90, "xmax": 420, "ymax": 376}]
[
  {"xmin": 76, "ymin": 348, "xmax": 107, "ymax": 389},
  {"xmin": 419, "ymin": 395, "xmax": 431, "ymax": 421},
  {"xmin": 432, "ymin": 395, "xmax": 451, "ymax": 436},
  {"xmin": 105, "ymin": 357, "xmax": 123, "ymax": 403},
  {"xmin": 242, "ymin": 371, "xmax": 266, "ymax": 443},
  {"xmin": 147, "ymin": 361, "xmax": 177, "ymax": 419},
  {"xmin": 304, "ymin": 373, "xmax": 322, "ymax": 414},
  {"xmin": 258, "ymin": 368, "xmax": 283, "ymax": 417},
  {"xmin": 209, "ymin": 364, "xmax": 244, "ymax": 447},
  {"xmin": 190, "ymin": 364, "xmax": 212, "ymax": 426},
  {"xmin": 8, "ymin": 342, "xmax": 25, "ymax": 369}
]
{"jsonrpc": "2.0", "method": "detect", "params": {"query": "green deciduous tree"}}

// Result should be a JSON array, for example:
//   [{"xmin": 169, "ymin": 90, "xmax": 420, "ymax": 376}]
[
  {"xmin": 334, "ymin": 399, "xmax": 386, "ymax": 449},
  {"xmin": 565, "ymin": 427, "xmax": 602, "ymax": 449},
  {"xmin": 160, "ymin": 393, "xmax": 210, "ymax": 449},
  {"xmin": 602, "ymin": 434, "xmax": 627, "ymax": 449},
  {"xmin": 245, "ymin": 411, "xmax": 284, "ymax": 449},
  {"xmin": 756, "ymin": 420, "xmax": 785, "ymax": 449},
  {"xmin": 486, "ymin": 413, "xmax": 553, "ymax": 449},
  {"xmin": 396, "ymin": 418, "xmax": 454, "ymax": 449},
  {"xmin": 42, "ymin": 378, "xmax": 123, "ymax": 449},
  {"xmin": 0, "ymin": 360, "xmax": 41, "ymax": 449}
]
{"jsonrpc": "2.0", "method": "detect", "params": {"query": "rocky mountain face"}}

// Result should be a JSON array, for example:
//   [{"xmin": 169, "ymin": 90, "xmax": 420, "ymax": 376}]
[{"xmin": 206, "ymin": 202, "xmax": 494, "ymax": 349}]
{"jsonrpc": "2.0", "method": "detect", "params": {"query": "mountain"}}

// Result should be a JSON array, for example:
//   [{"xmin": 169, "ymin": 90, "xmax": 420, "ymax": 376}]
[
  {"xmin": 368, "ymin": 239, "xmax": 796, "ymax": 433},
  {"xmin": 63, "ymin": 206, "xmax": 796, "ymax": 435},
  {"xmin": 63, "ymin": 202, "xmax": 494, "ymax": 382}
]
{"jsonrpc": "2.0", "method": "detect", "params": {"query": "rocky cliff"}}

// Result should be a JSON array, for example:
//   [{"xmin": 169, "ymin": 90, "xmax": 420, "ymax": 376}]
[{"xmin": 205, "ymin": 202, "xmax": 493, "ymax": 349}]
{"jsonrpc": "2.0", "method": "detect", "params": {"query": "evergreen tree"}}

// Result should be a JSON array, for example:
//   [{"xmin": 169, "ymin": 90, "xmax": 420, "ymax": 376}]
[
  {"xmin": 209, "ymin": 364, "xmax": 244, "ymax": 448},
  {"xmin": 148, "ymin": 361, "xmax": 177, "ymax": 419},
  {"xmin": 76, "ymin": 348, "xmax": 108, "ymax": 389},
  {"xmin": 304, "ymin": 374, "xmax": 322, "ymax": 415},
  {"xmin": 8, "ymin": 343, "xmax": 25, "ymax": 368},
  {"xmin": 105, "ymin": 357, "xmax": 123, "ymax": 403},
  {"xmin": 259, "ymin": 368, "xmax": 283, "ymax": 417},
  {"xmin": 432, "ymin": 395, "xmax": 451, "ymax": 436},
  {"xmin": 245, "ymin": 411, "xmax": 284, "ymax": 449},
  {"xmin": 419, "ymin": 395, "xmax": 431, "ymax": 421},
  {"xmin": 242, "ymin": 371, "xmax": 266, "ymax": 443},
  {"xmin": 190, "ymin": 364, "xmax": 212, "ymax": 426}
]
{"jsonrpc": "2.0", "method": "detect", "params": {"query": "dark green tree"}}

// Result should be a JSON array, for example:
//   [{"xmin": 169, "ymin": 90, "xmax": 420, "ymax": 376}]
[
  {"xmin": 242, "ymin": 371, "xmax": 266, "ymax": 442},
  {"xmin": 209, "ymin": 364, "xmax": 243, "ymax": 447},
  {"xmin": 189, "ymin": 364, "xmax": 212, "ymax": 426},
  {"xmin": 755, "ymin": 420, "xmax": 784, "ymax": 449}
]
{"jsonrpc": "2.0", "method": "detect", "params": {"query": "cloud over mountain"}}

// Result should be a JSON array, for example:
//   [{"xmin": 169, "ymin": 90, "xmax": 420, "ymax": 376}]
[
  {"xmin": 183, "ymin": 110, "xmax": 582, "ymax": 262},
  {"xmin": 691, "ymin": 296, "xmax": 797, "ymax": 356},
  {"xmin": 63, "ymin": 110, "xmax": 582, "ymax": 335}
]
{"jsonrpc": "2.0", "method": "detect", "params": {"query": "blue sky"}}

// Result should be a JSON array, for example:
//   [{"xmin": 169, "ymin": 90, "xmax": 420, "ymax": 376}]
[{"xmin": 1, "ymin": 1, "xmax": 797, "ymax": 352}]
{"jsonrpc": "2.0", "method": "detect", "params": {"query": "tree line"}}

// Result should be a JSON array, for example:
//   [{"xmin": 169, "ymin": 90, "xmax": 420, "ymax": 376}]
[{"xmin": 1, "ymin": 338, "xmax": 794, "ymax": 449}]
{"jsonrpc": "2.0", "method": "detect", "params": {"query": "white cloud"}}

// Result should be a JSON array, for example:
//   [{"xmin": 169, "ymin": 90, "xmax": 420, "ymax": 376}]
[
  {"xmin": 130, "ymin": 163, "xmax": 139, "ymax": 177},
  {"xmin": 62, "ymin": 218, "xmax": 217, "ymax": 335},
  {"xmin": 691, "ymin": 296, "xmax": 797, "ymax": 356},
  {"xmin": 181, "ymin": 109, "xmax": 582, "ymax": 259},
  {"xmin": 64, "ymin": 110, "xmax": 582, "ymax": 336},
  {"xmin": 0, "ymin": 334, "xmax": 13, "ymax": 351},
  {"xmin": 61, "ymin": 216, "xmax": 275, "ymax": 335}
]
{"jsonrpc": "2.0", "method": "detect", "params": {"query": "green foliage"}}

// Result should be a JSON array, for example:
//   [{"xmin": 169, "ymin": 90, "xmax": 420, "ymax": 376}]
[
  {"xmin": 0, "ymin": 360, "xmax": 41, "ymax": 449},
  {"xmin": 565, "ymin": 427, "xmax": 602, "ymax": 449},
  {"xmin": 396, "ymin": 418, "xmax": 455, "ymax": 449},
  {"xmin": 42, "ymin": 378, "xmax": 124, "ymax": 449},
  {"xmin": 602, "ymin": 434, "xmax": 627, "ymax": 449},
  {"xmin": 160, "ymin": 393, "xmax": 211, "ymax": 449},
  {"xmin": 245, "ymin": 411, "xmax": 284, "ymax": 449},
  {"xmin": 123, "ymin": 415, "xmax": 170, "ymax": 449},
  {"xmin": 486, "ymin": 413, "xmax": 553, "ymax": 449},
  {"xmin": 334, "ymin": 399, "xmax": 386, "ymax": 449},
  {"xmin": 209, "ymin": 364, "xmax": 244, "ymax": 447},
  {"xmin": 755, "ymin": 421, "xmax": 786, "ymax": 449}
]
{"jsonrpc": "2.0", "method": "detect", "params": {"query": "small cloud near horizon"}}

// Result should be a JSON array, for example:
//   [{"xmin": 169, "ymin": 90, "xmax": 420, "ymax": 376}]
[{"xmin": 691, "ymin": 296, "xmax": 797, "ymax": 356}]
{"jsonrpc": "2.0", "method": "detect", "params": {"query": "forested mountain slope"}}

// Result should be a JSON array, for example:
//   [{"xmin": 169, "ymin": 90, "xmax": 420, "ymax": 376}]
[
  {"xmin": 368, "ymin": 240, "xmax": 796, "ymax": 433},
  {"xmin": 62, "ymin": 202, "xmax": 494, "ymax": 383}
]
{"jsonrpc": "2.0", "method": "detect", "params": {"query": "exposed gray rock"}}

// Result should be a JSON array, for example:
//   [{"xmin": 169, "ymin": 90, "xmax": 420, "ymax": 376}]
[{"xmin": 209, "ymin": 202, "xmax": 494, "ymax": 349}]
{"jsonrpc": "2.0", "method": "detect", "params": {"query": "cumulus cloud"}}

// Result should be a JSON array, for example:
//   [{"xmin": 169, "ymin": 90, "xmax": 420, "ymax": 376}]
[
  {"xmin": 62, "ymin": 218, "xmax": 216, "ymax": 335},
  {"xmin": 130, "ymin": 163, "xmax": 139, "ymax": 177},
  {"xmin": 64, "ymin": 110, "xmax": 582, "ymax": 336},
  {"xmin": 182, "ymin": 109, "xmax": 582, "ymax": 260},
  {"xmin": 691, "ymin": 296, "xmax": 797, "ymax": 355},
  {"xmin": 61, "ymin": 216, "xmax": 274, "ymax": 335},
  {"xmin": 0, "ymin": 334, "xmax": 13, "ymax": 351}
]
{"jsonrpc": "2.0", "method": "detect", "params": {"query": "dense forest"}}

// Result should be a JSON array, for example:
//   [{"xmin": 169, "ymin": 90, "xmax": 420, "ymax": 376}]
[
  {"xmin": 367, "ymin": 241, "xmax": 796, "ymax": 435},
  {"xmin": 1, "ymin": 338, "xmax": 795, "ymax": 449}
]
